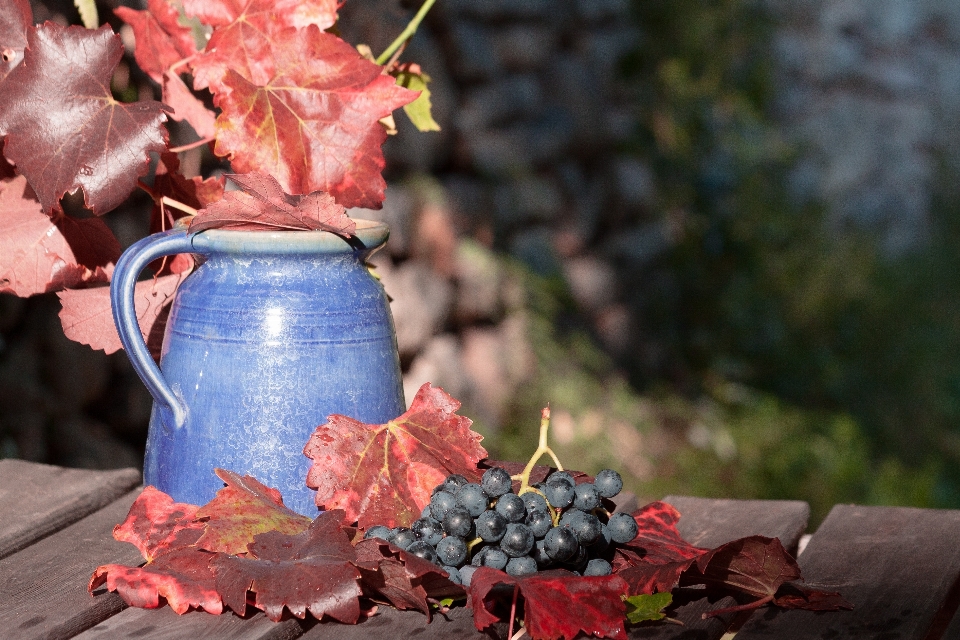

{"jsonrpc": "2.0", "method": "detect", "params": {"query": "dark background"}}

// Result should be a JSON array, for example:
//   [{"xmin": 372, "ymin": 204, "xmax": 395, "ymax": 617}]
[{"xmin": 3, "ymin": 0, "xmax": 960, "ymax": 525}]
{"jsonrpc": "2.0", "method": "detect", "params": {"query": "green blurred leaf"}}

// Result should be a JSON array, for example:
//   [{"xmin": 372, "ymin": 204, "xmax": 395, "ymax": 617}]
[
  {"xmin": 623, "ymin": 592, "xmax": 672, "ymax": 624},
  {"xmin": 396, "ymin": 66, "xmax": 440, "ymax": 132},
  {"xmin": 74, "ymin": 0, "xmax": 98, "ymax": 28}
]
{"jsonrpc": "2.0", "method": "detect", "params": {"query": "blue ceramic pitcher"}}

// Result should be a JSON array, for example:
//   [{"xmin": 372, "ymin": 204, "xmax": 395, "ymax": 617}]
[{"xmin": 111, "ymin": 221, "xmax": 405, "ymax": 515}]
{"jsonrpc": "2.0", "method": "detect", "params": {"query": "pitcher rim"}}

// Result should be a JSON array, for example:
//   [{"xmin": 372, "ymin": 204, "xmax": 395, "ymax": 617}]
[{"xmin": 188, "ymin": 218, "xmax": 388, "ymax": 254}]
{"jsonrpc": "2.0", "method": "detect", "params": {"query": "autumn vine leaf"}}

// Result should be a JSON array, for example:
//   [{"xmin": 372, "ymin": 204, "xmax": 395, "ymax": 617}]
[
  {"xmin": 193, "ymin": 469, "xmax": 313, "ymax": 555},
  {"xmin": 0, "ymin": 23, "xmax": 169, "ymax": 215},
  {"xmin": 57, "ymin": 271, "xmax": 187, "ymax": 360},
  {"xmin": 0, "ymin": 176, "xmax": 118, "ymax": 296},
  {"xmin": 211, "ymin": 510, "xmax": 364, "ymax": 622},
  {"xmin": 469, "ymin": 567, "xmax": 630, "ymax": 640},
  {"xmin": 189, "ymin": 172, "xmax": 356, "ymax": 235},
  {"xmin": 113, "ymin": 0, "xmax": 198, "ymax": 83},
  {"xmin": 208, "ymin": 25, "xmax": 419, "ymax": 208},
  {"xmin": 304, "ymin": 383, "xmax": 487, "ymax": 530},
  {"xmin": 184, "ymin": 0, "xmax": 341, "ymax": 93},
  {"xmin": 0, "ymin": 0, "xmax": 30, "ymax": 81},
  {"xmin": 612, "ymin": 501, "xmax": 707, "ymax": 594}
]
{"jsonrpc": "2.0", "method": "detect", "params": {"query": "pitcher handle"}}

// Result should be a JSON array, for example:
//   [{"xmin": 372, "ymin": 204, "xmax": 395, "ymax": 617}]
[{"xmin": 110, "ymin": 227, "xmax": 197, "ymax": 430}]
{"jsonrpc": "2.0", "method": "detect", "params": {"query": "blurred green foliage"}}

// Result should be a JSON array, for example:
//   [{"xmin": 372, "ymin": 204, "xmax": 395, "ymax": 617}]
[{"xmin": 482, "ymin": 0, "xmax": 960, "ymax": 523}]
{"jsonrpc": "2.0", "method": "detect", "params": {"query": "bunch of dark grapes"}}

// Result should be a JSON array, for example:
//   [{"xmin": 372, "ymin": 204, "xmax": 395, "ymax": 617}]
[{"xmin": 363, "ymin": 467, "xmax": 639, "ymax": 587}]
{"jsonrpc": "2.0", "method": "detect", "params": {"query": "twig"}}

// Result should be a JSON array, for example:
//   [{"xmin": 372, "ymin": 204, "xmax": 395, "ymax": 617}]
[
  {"xmin": 160, "ymin": 197, "xmax": 198, "ymax": 217},
  {"xmin": 168, "ymin": 137, "xmax": 215, "ymax": 153},
  {"xmin": 702, "ymin": 594, "xmax": 774, "ymax": 619},
  {"xmin": 375, "ymin": 0, "xmax": 436, "ymax": 65},
  {"xmin": 507, "ymin": 584, "xmax": 520, "ymax": 640}
]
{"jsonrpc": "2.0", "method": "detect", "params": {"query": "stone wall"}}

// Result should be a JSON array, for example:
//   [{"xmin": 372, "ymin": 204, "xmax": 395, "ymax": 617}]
[{"xmin": 769, "ymin": 0, "xmax": 960, "ymax": 252}]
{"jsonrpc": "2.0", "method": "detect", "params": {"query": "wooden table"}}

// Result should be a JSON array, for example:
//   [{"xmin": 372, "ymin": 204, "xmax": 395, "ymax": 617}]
[{"xmin": 2, "ymin": 458, "xmax": 960, "ymax": 640}]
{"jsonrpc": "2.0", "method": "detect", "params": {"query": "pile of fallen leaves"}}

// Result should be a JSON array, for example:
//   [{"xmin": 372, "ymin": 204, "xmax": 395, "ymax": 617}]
[{"xmin": 90, "ymin": 385, "xmax": 851, "ymax": 639}]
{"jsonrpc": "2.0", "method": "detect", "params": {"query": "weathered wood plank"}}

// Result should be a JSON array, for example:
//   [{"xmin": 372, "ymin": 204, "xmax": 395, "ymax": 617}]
[
  {"xmin": 663, "ymin": 496, "xmax": 810, "ymax": 553},
  {"xmin": 0, "ymin": 490, "xmax": 143, "ymax": 640},
  {"xmin": 73, "ymin": 606, "xmax": 305, "ymax": 640},
  {"xmin": 303, "ymin": 605, "xmax": 506, "ymax": 640},
  {"xmin": 735, "ymin": 504, "xmax": 960, "ymax": 640},
  {"xmin": 0, "ymin": 459, "xmax": 141, "ymax": 560}
]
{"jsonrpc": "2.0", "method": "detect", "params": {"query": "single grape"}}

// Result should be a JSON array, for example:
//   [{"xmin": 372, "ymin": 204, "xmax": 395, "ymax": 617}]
[
  {"xmin": 411, "ymin": 517, "xmax": 444, "ymax": 546},
  {"xmin": 544, "ymin": 482, "xmax": 575, "ymax": 509},
  {"xmin": 459, "ymin": 564, "xmax": 478, "ymax": 587},
  {"xmin": 500, "ymin": 523, "xmax": 535, "ymax": 557},
  {"xmin": 482, "ymin": 547, "xmax": 509, "ymax": 570},
  {"xmin": 476, "ymin": 510, "xmax": 508, "ymax": 542},
  {"xmin": 564, "ymin": 512, "xmax": 602, "ymax": 545},
  {"xmin": 456, "ymin": 483, "xmax": 489, "ymax": 517},
  {"xmin": 521, "ymin": 491, "xmax": 549, "ymax": 515},
  {"xmin": 363, "ymin": 525, "xmax": 393, "ymax": 542},
  {"xmin": 406, "ymin": 540, "xmax": 438, "ymax": 564},
  {"xmin": 436, "ymin": 536, "xmax": 468, "ymax": 566},
  {"xmin": 445, "ymin": 474, "xmax": 470, "ymax": 489},
  {"xmin": 593, "ymin": 469, "xmax": 623, "ymax": 498},
  {"xmin": 471, "ymin": 546, "xmax": 487, "ymax": 566},
  {"xmin": 481, "ymin": 467, "xmax": 513, "ymax": 497},
  {"xmin": 546, "ymin": 471, "xmax": 575, "ymax": 488},
  {"xmin": 525, "ymin": 509, "xmax": 552, "ymax": 538},
  {"xmin": 583, "ymin": 558, "xmax": 612, "ymax": 576},
  {"xmin": 495, "ymin": 493, "xmax": 527, "ymax": 523},
  {"xmin": 506, "ymin": 556, "xmax": 538, "ymax": 576},
  {"xmin": 391, "ymin": 527, "xmax": 416, "ymax": 550},
  {"xmin": 421, "ymin": 504, "xmax": 434, "ymax": 520},
  {"xmin": 443, "ymin": 565, "xmax": 462, "ymax": 584},
  {"xmin": 544, "ymin": 527, "xmax": 578, "ymax": 562},
  {"xmin": 564, "ymin": 545, "xmax": 589, "ymax": 571},
  {"xmin": 573, "ymin": 483, "xmax": 601, "ymax": 512},
  {"xmin": 430, "ymin": 490, "xmax": 457, "ymax": 521},
  {"xmin": 608, "ymin": 512, "xmax": 639, "ymax": 544},
  {"xmin": 442, "ymin": 506, "xmax": 475, "ymax": 539},
  {"xmin": 586, "ymin": 523, "xmax": 611, "ymax": 554},
  {"xmin": 531, "ymin": 539, "xmax": 553, "ymax": 567}
]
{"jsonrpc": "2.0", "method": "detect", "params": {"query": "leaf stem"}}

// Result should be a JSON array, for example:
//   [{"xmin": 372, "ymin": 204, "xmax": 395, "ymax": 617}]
[
  {"xmin": 168, "ymin": 137, "xmax": 215, "ymax": 153},
  {"xmin": 507, "ymin": 584, "xmax": 520, "ymax": 640},
  {"xmin": 375, "ymin": 0, "xmax": 436, "ymax": 66},
  {"xmin": 161, "ymin": 197, "xmax": 198, "ymax": 217},
  {"xmin": 701, "ymin": 594, "xmax": 774, "ymax": 619}
]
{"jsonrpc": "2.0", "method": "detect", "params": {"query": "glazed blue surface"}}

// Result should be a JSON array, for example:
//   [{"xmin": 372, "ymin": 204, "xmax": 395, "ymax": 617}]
[{"xmin": 111, "ymin": 222, "xmax": 405, "ymax": 515}]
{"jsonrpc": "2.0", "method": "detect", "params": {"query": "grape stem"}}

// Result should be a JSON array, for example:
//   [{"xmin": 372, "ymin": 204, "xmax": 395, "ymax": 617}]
[
  {"xmin": 512, "ymin": 406, "xmax": 564, "ymax": 526},
  {"xmin": 512, "ymin": 406, "xmax": 564, "ymax": 491}
]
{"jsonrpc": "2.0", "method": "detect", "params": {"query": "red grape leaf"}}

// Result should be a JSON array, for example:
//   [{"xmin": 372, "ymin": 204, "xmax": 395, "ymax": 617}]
[
  {"xmin": 57, "ymin": 271, "xmax": 187, "ymax": 359},
  {"xmin": 193, "ymin": 468, "xmax": 313, "ymax": 555},
  {"xmin": 773, "ymin": 583, "xmax": 854, "ymax": 611},
  {"xmin": 469, "ymin": 567, "xmax": 630, "ymax": 640},
  {"xmin": 90, "ymin": 547, "xmax": 223, "ymax": 615},
  {"xmin": 612, "ymin": 500, "xmax": 708, "ymax": 594},
  {"xmin": 0, "ymin": 176, "xmax": 118, "ymax": 296},
  {"xmin": 0, "ymin": 23, "xmax": 169, "ymax": 215},
  {"xmin": 189, "ymin": 172, "xmax": 356, "ymax": 234},
  {"xmin": 208, "ymin": 25, "xmax": 417, "ymax": 208},
  {"xmin": 0, "ymin": 0, "xmax": 30, "ymax": 82},
  {"xmin": 114, "ymin": 0, "xmax": 198, "ymax": 83},
  {"xmin": 304, "ymin": 383, "xmax": 487, "ymax": 530},
  {"xmin": 162, "ymin": 72, "xmax": 217, "ymax": 139},
  {"xmin": 685, "ymin": 536, "xmax": 802, "ymax": 599},
  {"xmin": 112, "ymin": 486, "xmax": 204, "ymax": 562},
  {"xmin": 184, "ymin": 0, "xmax": 340, "ymax": 92},
  {"xmin": 210, "ymin": 510, "xmax": 363, "ymax": 622},
  {"xmin": 353, "ymin": 538, "xmax": 464, "ymax": 615}
]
